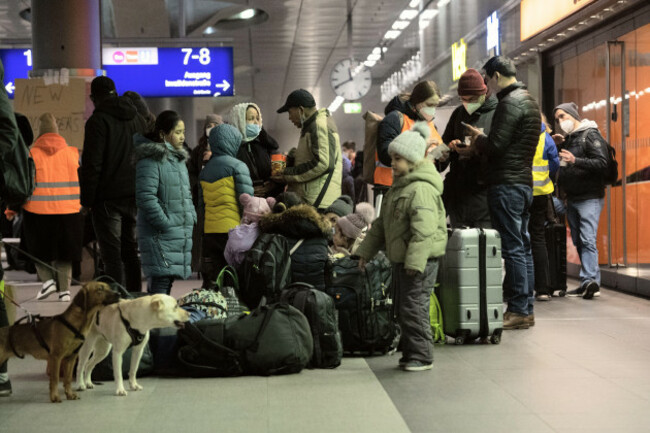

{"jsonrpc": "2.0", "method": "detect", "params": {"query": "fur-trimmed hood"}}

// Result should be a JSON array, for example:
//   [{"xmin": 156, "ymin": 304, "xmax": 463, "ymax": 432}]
[
  {"xmin": 133, "ymin": 133, "xmax": 188, "ymax": 162},
  {"xmin": 259, "ymin": 204, "xmax": 331, "ymax": 239}
]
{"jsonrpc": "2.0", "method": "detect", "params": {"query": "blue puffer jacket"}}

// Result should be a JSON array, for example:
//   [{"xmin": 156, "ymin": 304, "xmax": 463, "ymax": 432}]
[{"xmin": 134, "ymin": 134, "xmax": 196, "ymax": 279}]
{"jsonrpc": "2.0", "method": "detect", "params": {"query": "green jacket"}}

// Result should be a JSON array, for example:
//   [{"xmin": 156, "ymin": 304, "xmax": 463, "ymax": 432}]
[
  {"xmin": 356, "ymin": 161, "xmax": 447, "ymax": 273},
  {"xmin": 283, "ymin": 108, "xmax": 342, "ymax": 209}
]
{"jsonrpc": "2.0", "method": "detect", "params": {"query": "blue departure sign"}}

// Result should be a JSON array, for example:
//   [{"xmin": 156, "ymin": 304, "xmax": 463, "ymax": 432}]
[{"xmin": 0, "ymin": 46, "xmax": 234, "ymax": 99}]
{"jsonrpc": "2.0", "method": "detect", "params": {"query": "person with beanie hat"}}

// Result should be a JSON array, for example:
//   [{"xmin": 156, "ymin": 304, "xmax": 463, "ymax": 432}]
[
  {"xmin": 23, "ymin": 113, "xmax": 84, "ymax": 303},
  {"xmin": 331, "ymin": 202, "xmax": 375, "ymax": 256},
  {"xmin": 356, "ymin": 121, "xmax": 447, "ymax": 372},
  {"xmin": 323, "ymin": 195, "xmax": 354, "ymax": 227},
  {"xmin": 229, "ymin": 102, "xmax": 283, "ymax": 198},
  {"xmin": 552, "ymin": 102, "xmax": 609, "ymax": 299},
  {"xmin": 224, "ymin": 193, "xmax": 276, "ymax": 268},
  {"xmin": 438, "ymin": 67, "xmax": 497, "ymax": 229},
  {"xmin": 198, "ymin": 123, "xmax": 254, "ymax": 288}
]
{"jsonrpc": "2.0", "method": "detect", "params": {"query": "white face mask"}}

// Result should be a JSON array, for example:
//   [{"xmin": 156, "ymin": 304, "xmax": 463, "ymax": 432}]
[
  {"xmin": 463, "ymin": 95, "xmax": 486, "ymax": 115},
  {"xmin": 560, "ymin": 119, "xmax": 575, "ymax": 134},
  {"xmin": 205, "ymin": 127, "xmax": 213, "ymax": 137},
  {"xmin": 420, "ymin": 106, "xmax": 436, "ymax": 121}
]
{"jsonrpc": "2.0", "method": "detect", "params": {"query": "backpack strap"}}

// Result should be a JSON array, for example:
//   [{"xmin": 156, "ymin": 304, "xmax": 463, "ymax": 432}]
[
  {"xmin": 289, "ymin": 239, "xmax": 304, "ymax": 255},
  {"xmin": 215, "ymin": 265, "xmax": 239, "ymax": 291},
  {"xmin": 312, "ymin": 152, "xmax": 339, "ymax": 209}
]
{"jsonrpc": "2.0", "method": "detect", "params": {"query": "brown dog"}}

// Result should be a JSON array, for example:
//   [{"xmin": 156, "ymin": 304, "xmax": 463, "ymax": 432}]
[{"xmin": 0, "ymin": 281, "xmax": 120, "ymax": 402}]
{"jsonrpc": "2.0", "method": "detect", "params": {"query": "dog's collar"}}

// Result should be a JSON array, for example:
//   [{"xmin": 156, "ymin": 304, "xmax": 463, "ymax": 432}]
[{"xmin": 118, "ymin": 305, "xmax": 146, "ymax": 348}]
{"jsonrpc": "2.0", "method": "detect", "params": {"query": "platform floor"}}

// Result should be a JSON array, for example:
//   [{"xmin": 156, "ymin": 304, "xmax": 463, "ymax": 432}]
[{"xmin": 1, "ymin": 271, "xmax": 650, "ymax": 433}]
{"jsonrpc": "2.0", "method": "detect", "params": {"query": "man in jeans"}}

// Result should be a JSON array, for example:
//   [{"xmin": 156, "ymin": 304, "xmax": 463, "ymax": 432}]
[
  {"xmin": 80, "ymin": 77, "xmax": 147, "ymax": 292},
  {"xmin": 461, "ymin": 56, "xmax": 541, "ymax": 330},
  {"xmin": 553, "ymin": 102, "xmax": 608, "ymax": 299}
]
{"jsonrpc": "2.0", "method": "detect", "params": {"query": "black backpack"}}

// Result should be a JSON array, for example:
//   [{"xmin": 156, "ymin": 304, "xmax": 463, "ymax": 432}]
[
  {"xmin": 280, "ymin": 282, "xmax": 342, "ymax": 369},
  {"xmin": 326, "ymin": 253, "xmax": 399, "ymax": 354},
  {"xmin": 238, "ymin": 233, "xmax": 303, "ymax": 309},
  {"xmin": 577, "ymin": 130, "xmax": 618, "ymax": 185}
]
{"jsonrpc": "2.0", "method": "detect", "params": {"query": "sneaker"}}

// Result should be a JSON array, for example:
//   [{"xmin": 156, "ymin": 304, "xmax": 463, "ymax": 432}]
[
  {"xmin": 403, "ymin": 360, "xmax": 433, "ymax": 372},
  {"xmin": 503, "ymin": 311, "xmax": 530, "ymax": 330},
  {"xmin": 58, "ymin": 291, "xmax": 71, "ymax": 302},
  {"xmin": 524, "ymin": 313, "xmax": 535, "ymax": 327},
  {"xmin": 583, "ymin": 281, "xmax": 599, "ymax": 300},
  {"xmin": 0, "ymin": 380, "xmax": 12, "ymax": 397},
  {"xmin": 535, "ymin": 294, "xmax": 550, "ymax": 301},
  {"xmin": 37, "ymin": 279, "xmax": 57, "ymax": 300},
  {"xmin": 398, "ymin": 357, "xmax": 407, "ymax": 368}
]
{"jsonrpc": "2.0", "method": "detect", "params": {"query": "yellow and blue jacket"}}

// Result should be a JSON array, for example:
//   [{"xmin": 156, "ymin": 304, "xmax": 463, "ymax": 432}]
[{"xmin": 199, "ymin": 124, "xmax": 254, "ymax": 233}]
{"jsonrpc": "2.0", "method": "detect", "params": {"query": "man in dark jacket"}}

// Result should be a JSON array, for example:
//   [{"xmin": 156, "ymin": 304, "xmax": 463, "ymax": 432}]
[
  {"xmin": 440, "ymin": 68, "xmax": 497, "ymax": 228},
  {"xmin": 462, "ymin": 56, "xmax": 541, "ymax": 330},
  {"xmin": 80, "ymin": 76, "xmax": 147, "ymax": 292},
  {"xmin": 553, "ymin": 102, "xmax": 608, "ymax": 300}
]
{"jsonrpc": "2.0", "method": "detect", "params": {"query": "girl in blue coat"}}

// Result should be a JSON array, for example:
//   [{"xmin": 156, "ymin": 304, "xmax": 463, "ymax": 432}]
[{"xmin": 134, "ymin": 110, "xmax": 196, "ymax": 294}]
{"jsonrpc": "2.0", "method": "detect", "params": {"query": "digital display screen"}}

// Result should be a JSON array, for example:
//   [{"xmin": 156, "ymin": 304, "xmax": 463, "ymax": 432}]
[{"xmin": 0, "ymin": 46, "xmax": 234, "ymax": 99}]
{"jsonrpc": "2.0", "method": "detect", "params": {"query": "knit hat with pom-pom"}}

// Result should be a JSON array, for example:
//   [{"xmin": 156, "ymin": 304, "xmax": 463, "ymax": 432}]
[
  {"xmin": 336, "ymin": 202, "xmax": 375, "ymax": 239},
  {"xmin": 240, "ymin": 193, "xmax": 276, "ymax": 224},
  {"xmin": 388, "ymin": 121, "xmax": 430, "ymax": 163}
]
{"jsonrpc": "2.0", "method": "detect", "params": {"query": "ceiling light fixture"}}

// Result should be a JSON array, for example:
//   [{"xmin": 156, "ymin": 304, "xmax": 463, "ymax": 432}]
[
  {"xmin": 409, "ymin": 0, "xmax": 421, "ymax": 8},
  {"xmin": 392, "ymin": 20, "xmax": 411, "ymax": 30},
  {"xmin": 384, "ymin": 30, "xmax": 401, "ymax": 39},
  {"xmin": 328, "ymin": 96, "xmax": 346, "ymax": 113},
  {"xmin": 400, "ymin": 10, "xmax": 419, "ymax": 20}
]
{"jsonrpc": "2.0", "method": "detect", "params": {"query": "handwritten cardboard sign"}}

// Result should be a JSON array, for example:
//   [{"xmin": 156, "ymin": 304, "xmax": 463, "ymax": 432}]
[{"xmin": 14, "ymin": 78, "xmax": 92, "ymax": 148}]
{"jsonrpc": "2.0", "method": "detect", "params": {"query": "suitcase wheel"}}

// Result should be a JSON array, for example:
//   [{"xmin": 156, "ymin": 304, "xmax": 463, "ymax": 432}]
[
  {"xmin": 490, "ymin": 333, "xmax": 501, "ymax": 344},
  {"xmin": 454, "ymin": 336, "xmax": 465, "ymax": 345},
  {"xmin": 558, "ymin": 290, "xmax": 566, "ymax": 297}
]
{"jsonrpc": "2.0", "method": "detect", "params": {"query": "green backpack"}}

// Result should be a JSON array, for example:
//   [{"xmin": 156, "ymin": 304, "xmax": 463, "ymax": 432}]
[{"xmin": 429, "ymin": 291, "xmax": 445, "ymax": 344}]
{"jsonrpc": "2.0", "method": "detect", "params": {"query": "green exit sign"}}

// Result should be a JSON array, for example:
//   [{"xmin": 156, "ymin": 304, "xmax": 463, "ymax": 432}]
[{"xmin": 343, "ymin": 102, "xmax": 362, "ymax": 114}]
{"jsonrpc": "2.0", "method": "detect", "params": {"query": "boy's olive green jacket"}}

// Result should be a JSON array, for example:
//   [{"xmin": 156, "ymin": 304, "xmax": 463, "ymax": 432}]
[{"xmin": 356, "ymin": 160, "xmax": 447, "ymax": 273}]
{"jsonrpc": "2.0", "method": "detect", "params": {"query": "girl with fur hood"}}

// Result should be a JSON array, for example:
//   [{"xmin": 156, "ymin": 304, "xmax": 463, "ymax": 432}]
[
  {"xmin": 356, "ymin": 122, "xmax": 447, "ymax": 372},
  {"xmin": 259, "ymin": 202, "xmax": 331, "ymax": 290},
  {"xmin": 133, "ymin": 110, "xmax": 196, "ymax": 295},
  {"xmin": 229, "ymin": 102, "xmax": 283, "ymax": 198}
]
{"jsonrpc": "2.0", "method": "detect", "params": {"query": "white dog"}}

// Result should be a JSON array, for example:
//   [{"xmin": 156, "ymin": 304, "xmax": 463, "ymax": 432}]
[{"xmin": 75, "ymin": 294, "xmax": 189, "ymax": 396}]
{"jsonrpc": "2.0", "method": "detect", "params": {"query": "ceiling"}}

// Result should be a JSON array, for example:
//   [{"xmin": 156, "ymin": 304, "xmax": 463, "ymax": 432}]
[{"xmin": 0, "ymin": 0, "xmax": 423, "ymax": 147}]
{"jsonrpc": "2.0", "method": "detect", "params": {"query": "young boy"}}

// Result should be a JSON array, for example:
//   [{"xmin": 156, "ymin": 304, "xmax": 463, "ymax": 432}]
[{"xmin": 356, "ymin": 122, "xmax": 447, "ymax": 372}]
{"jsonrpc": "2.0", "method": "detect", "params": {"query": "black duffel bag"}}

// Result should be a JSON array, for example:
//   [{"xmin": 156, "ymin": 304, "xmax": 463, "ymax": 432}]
[{"xmin": 177, "ymin": 303, "xmax": 313, "ymax": 377}]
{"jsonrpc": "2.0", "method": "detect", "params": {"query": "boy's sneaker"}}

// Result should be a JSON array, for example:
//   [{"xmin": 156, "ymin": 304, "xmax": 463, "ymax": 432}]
[
  {"xmin": 583, "ymin": 281, "xmax": 600, "ymax": 300},
  {"xmin": 0, "ymin": 380, "xmax": 12, "ymax": 397},
  {"xmin": 398, "ymin": 357, "xmax": 407, "ymax": 368},
  {"xmin": 58, "ymin": 291, "xmax": 71, "ymax": 302},
  {"xmin": 403, "ymin": 360, "xmax": 433, "ymax": 372},
  {"xmin": 37, "ymin": 280, "xmax": 57, "ymax": 300}
]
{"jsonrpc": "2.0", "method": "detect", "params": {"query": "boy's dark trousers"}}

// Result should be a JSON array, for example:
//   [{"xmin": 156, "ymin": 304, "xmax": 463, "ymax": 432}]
[
  {"xmin": 201, "ymin": 233, "xmax": 229, "ymax": 289},
  {"xmin": 393, "ymin": 258, "xmax": 439, "ymax": 365}
]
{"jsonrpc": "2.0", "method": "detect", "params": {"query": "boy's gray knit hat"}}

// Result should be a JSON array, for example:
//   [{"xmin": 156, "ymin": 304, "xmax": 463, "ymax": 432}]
[{"xmin": 388, "ymin": 122, "xmax": 429, "ymax": 163}]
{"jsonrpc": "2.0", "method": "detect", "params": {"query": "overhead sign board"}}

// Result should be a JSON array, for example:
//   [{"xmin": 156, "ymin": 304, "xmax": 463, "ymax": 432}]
[
  {"xmin": 0, "ymin": 46, "xmax": 234, "ymax": 99},
  {"xmin": 451, "ymin": 38, "xmax": 467, "ymax": 81},
  {"xmin": 520, "ymin": 0, "xmax": 597, "ymax": 41}
]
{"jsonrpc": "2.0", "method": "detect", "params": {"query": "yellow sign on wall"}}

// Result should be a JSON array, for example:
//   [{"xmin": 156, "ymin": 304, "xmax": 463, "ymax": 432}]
[
  {"xmin": 520, "ymin": 0, "xmax": 596, "ymax": 41},
  {"xmin": 451, "ymin": 38, "xmax": 467, "ymax": 81}
]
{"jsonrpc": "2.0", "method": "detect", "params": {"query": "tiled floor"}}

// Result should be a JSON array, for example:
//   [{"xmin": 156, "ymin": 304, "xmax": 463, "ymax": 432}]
[{"xmin": 2, "ymin": 270, "xmax": 650, "ymax": 433}]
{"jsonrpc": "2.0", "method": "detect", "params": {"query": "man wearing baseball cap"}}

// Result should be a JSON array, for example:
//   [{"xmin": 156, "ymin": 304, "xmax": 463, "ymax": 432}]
[
  {"xmin": 440, "ymin": 68, "xmax": 498, "ymax": 229},
  {"xmin": 274, "ymin": 89, "xmax": 342, "ymax": 209}
]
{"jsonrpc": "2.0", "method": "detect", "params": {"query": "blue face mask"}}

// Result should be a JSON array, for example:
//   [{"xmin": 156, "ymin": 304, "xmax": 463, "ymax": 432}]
[{"xmin": 246, "ymin": 123, "xmax": 261, "ymax": 139}]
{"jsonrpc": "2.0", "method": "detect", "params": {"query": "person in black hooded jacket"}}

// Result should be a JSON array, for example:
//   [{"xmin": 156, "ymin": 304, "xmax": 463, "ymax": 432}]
[
  {"xmin": 80, "ymin": 76, "xmax": 148, "ymax": 292},
  {"xmin": 439, "ymin": 68, "xmax": 497, "ymax": 229}
]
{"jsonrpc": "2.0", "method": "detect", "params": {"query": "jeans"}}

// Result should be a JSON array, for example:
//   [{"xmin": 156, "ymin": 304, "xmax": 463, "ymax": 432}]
[
  {"xmin": 148, "ymin": 276, "xmax": 175, "ymax": 295},
  {"xmin": 529, "ymin": 194, "xmax": 551, "ymax": 295},
  {"xmin": 92, "ymin": 199, "xmax": 142, "ymax": 292},
  {"xmin": 566, "ymin": 198, "xmax": 604, "ymax": 286},
  {"xmin": 488, "ymin": 184, "xmax": 534, "ymax": 316},
  {"xmin": 393, "ymin": 259, "xmax": 439, "ymax": 365}
]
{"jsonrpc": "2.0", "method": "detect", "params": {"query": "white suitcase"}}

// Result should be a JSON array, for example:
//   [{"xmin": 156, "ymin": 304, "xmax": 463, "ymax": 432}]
[{"xmin": 437, "ymin": 228, "xmax": 503, "ymax": 344}]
